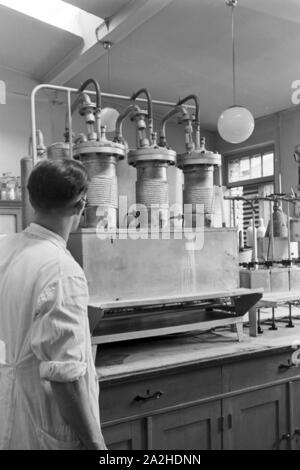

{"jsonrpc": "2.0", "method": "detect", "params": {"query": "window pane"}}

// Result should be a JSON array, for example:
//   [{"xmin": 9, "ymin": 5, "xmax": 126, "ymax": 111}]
[
  {"xmin": 240, "ymin": 157, "xmax": 250, "ymax": 180},
  {"xmin": 262, "ymin": 152, "xmax": 274, "ymax": 176},
  {"xmin": 250, "ymin": 154, "xmax": 262, "ymax": 179},
  {"xmin": 228, "ymin": 159, "xmax": 240, "ymax": 183}
]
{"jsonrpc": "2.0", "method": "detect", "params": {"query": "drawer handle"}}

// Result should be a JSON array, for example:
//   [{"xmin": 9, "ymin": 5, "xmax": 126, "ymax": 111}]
[
  {"xmin": 292, "ymin": 428, "xmax": 300, "ymax": 439},
  {"xmin": 134, "ymin": 391, "xmax": 164, "ymax": 403},
  {"xmin": 278, "ymin": 361, "xmax": 298, "ymax": 372}
]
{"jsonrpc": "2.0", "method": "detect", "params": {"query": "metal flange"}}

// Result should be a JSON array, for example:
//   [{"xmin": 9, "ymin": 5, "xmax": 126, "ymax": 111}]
[
  {"xmin": 73, "ymin": 140, "xmax": 126, "ymax": 159},
  {"xmin": 128, "ymin": 147, "xmax": 176, "ymax": 167},
  {"xmin": 177, "ymin": 149, "xmax": 221, "ymax": 169}
]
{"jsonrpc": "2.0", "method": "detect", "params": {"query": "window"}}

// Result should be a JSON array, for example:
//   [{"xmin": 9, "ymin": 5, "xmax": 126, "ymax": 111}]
[
  {"xmin": 227, "ymin": 148, "xmax": 274, "ymax": 185},
  {"xmin": 225, "ymin": 146, "xmax": 275, "ymax": 246}
]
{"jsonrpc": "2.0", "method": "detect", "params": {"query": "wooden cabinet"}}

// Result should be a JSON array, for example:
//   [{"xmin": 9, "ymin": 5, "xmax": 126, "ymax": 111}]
[
  {"xmin": 290, "ymin": 379, "xmax": 300, "ymax": 449},
  {"xmin": 222, "ymin": 386, "xmax": 288, "ymax": 450},
  {"xmin": 102, "ymin": 420, "xmax": 146, "ymax": 450},
  {"xmin": 0, "ymin": 201, "xmax": 22, "ymax": 235},
  {"xmin": 99, "ymin": 348, "xmax": 300, "ymax": 450},
  {"xmin": 151, "ymin": 401, "xmax": 221, "ymax": 450}
]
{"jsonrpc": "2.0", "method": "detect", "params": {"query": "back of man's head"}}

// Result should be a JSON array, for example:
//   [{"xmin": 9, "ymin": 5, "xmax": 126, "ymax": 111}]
[{"xmin": 27, "ymin": 159, "xmax": 88, "ymax": 212}]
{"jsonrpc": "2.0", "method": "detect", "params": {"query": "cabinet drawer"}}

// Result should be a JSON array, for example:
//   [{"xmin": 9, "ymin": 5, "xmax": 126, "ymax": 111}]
[
  {"xmin": 223, "ymin": 349, "xmax": 300, "ymax": 393},
  {"xmin": 100, "ymin": 366, "xmax": 221, "ymax": 423}
]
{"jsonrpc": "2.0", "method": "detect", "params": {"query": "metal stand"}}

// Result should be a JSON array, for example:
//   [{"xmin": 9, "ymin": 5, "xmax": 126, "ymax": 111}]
[
  {"xmin": 286, "ymin": 303, "xmax": 295, "ymax": 328},
  {"xmin": 257, "ymin": 308, "xmax": 263, "ymax": 334},
  {"xmin": 269, "ymin": 307, "xmax": 278, "ymax": 330}
]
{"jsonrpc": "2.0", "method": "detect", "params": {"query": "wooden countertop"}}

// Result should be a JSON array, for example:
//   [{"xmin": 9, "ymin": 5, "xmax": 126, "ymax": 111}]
[{"xmin": 95, "ymin": 320, "xmax": 300, "ymax": 383}]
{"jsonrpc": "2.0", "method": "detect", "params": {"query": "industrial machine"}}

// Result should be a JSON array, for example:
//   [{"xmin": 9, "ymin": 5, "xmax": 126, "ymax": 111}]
[{"xmin": 24, "ymin": 80, "xmax": 263, "ymax": 351}]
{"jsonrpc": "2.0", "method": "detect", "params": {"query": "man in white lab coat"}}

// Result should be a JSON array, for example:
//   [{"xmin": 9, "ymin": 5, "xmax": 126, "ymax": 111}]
[{"xmin": 0, "ymin": 159, "xmax": 106, "ymax": 450}]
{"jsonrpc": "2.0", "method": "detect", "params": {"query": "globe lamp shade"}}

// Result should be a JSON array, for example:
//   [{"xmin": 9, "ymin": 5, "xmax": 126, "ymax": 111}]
[
  {"xmin": 100, "ymin": 107, "xmax": 120, "ymax": 132},
  {"xmin": 217, "ymin": 106, "xmax": 254, "ymax": 144}
]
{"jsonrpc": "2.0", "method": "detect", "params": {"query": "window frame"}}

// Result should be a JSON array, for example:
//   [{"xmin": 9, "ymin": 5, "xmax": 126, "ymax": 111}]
[{"xmin": 224, "ymin": 144, "xmax": 275, "ymax": 189}]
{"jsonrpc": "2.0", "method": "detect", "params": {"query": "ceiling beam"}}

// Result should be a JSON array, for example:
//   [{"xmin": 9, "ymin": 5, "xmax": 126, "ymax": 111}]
[{"xmin": 44, "ymin": 0, "xmax": 175, "ymax": 85}]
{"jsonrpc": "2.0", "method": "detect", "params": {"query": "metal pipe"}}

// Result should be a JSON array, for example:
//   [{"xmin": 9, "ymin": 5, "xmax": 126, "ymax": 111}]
[
  {"xmin": 287, "ymin": 201, "xmax": 291, "ymax": 262},
  {"xmin": 31, "ymin": 83, "xmax": 196, "ymax": 164},
  {"xmin": 270, "ymin": 200, "xmax": 275, "ymax": 261},
  {"xmin": 159, "ymin": 105, "xmax": 188, "ymax": 146},
  {"xmin": 114, "ymin": 104, "xmax": 142, "ymax": 142},
  {"xmin": 218, "ymin": 166, "xmax": 226, "ymax": 228},
  {"xmin": 131, "ymin": 88, "xmax": 153, "ymax": 143},
  {"xmin": 65, "ymin": 93, "xmax": 94, "ymax": 140},
  {"xmin": 176, "ymin": 94, "xmax": 200, "ymax": 148},
  {"xmin": 67, "ymin": 90, "xmax": 73, "ymax": 159},
  {"xmin": 252, "ymin": 212, "xmax": 258, "ymax": 268},
  {"xmin": 77, "ymin": 78, "xmax": 101, "ymax": 109},
  {"xmin": 70, "ymin": 92, "xmax": 91, "ymax": 116}
]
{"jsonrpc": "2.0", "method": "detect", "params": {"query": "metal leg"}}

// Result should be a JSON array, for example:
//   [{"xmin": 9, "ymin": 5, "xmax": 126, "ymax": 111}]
[
  {"xmin": 249, "ymin": 306, "xmax": 258, "ymax": 337},
  {"xmin": 269, "ymin": 307, "xmax": 278, "ymax": 330},
  {"xmin": 286, "ymin": 303, "xmax": 295, "ymax": 328},
  {"xmin": 257, "ymin": 308, "xmax": 263, "ymax": 334},
  {"xmin": 236, "ymin": 322, "xmax": 244, "ymax": 342}
]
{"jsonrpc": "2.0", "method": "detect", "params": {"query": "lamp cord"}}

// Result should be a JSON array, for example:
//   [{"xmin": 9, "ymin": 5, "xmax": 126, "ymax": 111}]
[
  {"xmin": 231, "ymin": 2, "xmax": 236, "ymax": 106},
  {"xmin": 107, "ymin": 46, "xmax": 111, "ymax": 93}
]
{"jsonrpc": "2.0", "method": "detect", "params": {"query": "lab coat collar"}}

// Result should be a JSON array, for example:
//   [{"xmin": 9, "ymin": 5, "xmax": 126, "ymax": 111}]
[{"xmin": 24, "ymin": 223, "xmax": 67, "ymax": 250}]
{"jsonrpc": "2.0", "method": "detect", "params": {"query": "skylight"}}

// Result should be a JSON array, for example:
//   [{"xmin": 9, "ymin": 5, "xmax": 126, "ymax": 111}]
[{"xmin": 0, "ymin": 0, "xmax": 102, "ymax": 42}]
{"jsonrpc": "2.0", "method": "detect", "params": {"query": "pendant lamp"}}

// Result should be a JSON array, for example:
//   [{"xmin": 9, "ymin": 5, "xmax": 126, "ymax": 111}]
[{"xmin": 217, "ymin": 0, "xmax": 254, "ymax": 144}]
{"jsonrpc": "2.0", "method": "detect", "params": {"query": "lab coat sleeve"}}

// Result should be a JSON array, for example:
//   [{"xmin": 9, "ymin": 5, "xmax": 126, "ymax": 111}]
[{"xmin": 31, "ymin": 276, "xmax": 89, "ymax": 382}]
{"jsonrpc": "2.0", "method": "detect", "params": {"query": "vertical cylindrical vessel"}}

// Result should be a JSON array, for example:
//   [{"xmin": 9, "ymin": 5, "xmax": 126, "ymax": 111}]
[
  {"xmin": 47, "ymin": 142, "xmax": 70, "ymax": 160},
  {"xmin": 128, "ymin": 148, "xmax": 176, "ymax": 228},
  {"xmin": 73, "ymin": 140, "xmax": 125, "ymax": 228},
  {"xmin": 177, "ymin": 143, "xmax": 221, "ymax": 228}
]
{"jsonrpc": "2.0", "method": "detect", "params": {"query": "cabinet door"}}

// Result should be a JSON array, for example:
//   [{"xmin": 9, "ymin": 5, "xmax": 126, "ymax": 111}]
[
  {"xmin": 0, "ymin": 203, "xmax": 22, "ymax": 234},
  {"xmin": 223, "ymin": 385, "xmax": 288, "ymax": 450},
  {"xmin": 290, "ymin": 379, "xmax": 300, "ymax": 450},
  {"xmin": 151, "ymin": 401, "xmax": 221, "ymax": 450},
  {"xmin": 103, "ymin": 420, "xmax": 146, "ymax": 450}
]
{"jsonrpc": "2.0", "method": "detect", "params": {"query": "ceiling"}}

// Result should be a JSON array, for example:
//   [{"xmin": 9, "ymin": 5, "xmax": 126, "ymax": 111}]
[
  {"xmin": 2, "ymin": 0, "xmax": 300, "ymax": 130},
  {"xmin": 66, "ymin": 0, "xmax": 300, "ymax": 129}
]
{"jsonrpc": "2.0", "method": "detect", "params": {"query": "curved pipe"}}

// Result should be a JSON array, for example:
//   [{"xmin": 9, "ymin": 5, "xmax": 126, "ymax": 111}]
[
  {"xmin": 65, "ymin": 79, "xmax": 102, "ymax": 140},
  {"xmin": 30, "ymin": 82, "xmax": 193, "ymax": 164},
  {"xmin": 131, "ymin": 88, "xmax": 153, "ymax": 142},
  {"xmin": 65, "ymin": 93, "xmax": 92, "ymax": 130},
  {"xmin": 176, "ymin": 94, "xmax": 200, "ymax": 126},
  {"xmin": 159, "ymin": 105, "xmax": 189, "ymax": 146},
  {"xmin": 176, "ymin": 94, "xmax": 200, "ymax": 149},
  {"xmin": 78, "ymin": 78, "xmax": 101, "ymax": 109},
  {"xmin": 114, "ymin": 104, "xmax": 142, "ymax": 142}
]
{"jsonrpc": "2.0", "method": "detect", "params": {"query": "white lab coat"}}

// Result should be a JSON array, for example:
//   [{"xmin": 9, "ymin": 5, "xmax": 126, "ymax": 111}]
[{"xmin": 0, "ymin": 224, "xmax": 101, "ymax": 450}]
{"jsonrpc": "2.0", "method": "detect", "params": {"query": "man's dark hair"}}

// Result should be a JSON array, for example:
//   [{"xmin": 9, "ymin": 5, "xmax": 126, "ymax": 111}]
[{"xmin": 27, "ymin": 159, "xmax": 89, "ymax": 211}]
